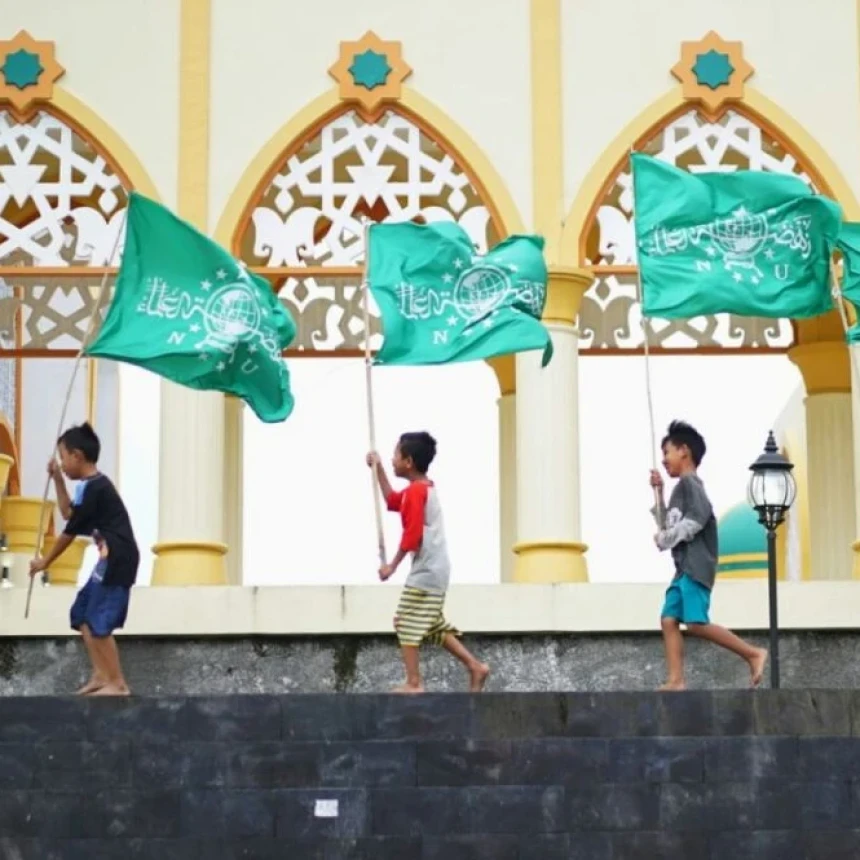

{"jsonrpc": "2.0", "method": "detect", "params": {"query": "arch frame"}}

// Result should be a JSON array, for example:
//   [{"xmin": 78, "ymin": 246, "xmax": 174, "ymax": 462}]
[{"xmin": 560, "ymin": 86, "xmax": 860, "ymax": 267}]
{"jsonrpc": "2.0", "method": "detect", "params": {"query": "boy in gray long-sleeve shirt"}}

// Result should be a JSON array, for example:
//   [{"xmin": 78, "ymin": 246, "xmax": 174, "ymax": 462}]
[{"xmin": 651, "ymin": 421, "xmax": 768, "ymax": 690}]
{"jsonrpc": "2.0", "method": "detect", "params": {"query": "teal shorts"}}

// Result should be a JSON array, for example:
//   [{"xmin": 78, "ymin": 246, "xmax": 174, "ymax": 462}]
[{"xmin": 661, "ymin": 573, "xmax": 711, "ymax": 624}]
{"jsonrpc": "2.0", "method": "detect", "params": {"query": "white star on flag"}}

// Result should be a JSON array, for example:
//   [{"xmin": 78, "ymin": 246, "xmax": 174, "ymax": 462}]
[
  {"xmin": 453, "ymin": 259, "xmax": 464, "ymax": 270},
  {"xmin": 482, "ymin": 319, "xmax": 493, "ymax": 328},
  {"xmin": 442, "ymin": 273, "xmax": 454, "ymax": 284},
  {"xmin": 199, "ymin": 353, "xmax": 209, "ymax": 361},
  {"xmin": 705, "ymin": 247, "xmax": 717, "ymax": 257},
  {"xmin": 216, "ymin": 361, "xmax": 226, "ymax": 371},
  {"xmin": 190, "ymin": 324, "xmax": 201, "ymax": 333},
  {"xmin": 751, "ymin": 276, "xmax": 761, "ymax": 285},
  {"xmin": 249, "ymin": 344, "xmax": 258, "ymax": 353},
  {"xmin": 733, "ymin": 272, "xmax": 743, "ymax": 282},
  {"xmin": 764, "ymin": 249, "xmax": 775, "ymax": 260},
  {"xmin": 733, "ymin": 207, "xmax": 749, "ymax": 218},
  {"xmin": 216, "ymin": 269, "xmax": 228, "ymax": 280},
  {"xmin": 201, "ymin": 280, "xmax": 212, "ymax": 291},
  {"xmin": 508, "ymin": 264, "xmax": 518, "ymax": 273},
  {"xmin": 447, "ymin": 316, "xmax": 459, "ymax": 326}
]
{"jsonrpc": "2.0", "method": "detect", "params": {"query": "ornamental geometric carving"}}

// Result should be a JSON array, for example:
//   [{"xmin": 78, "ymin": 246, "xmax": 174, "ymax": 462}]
[
  {"xmin": 578, "ymin": 107, "xmax": 820, "ymax": 354},
  {"xmin": 238, "ymin": 107, "xmax": 501, "ymax": 353},
  {"xmin": 0, "ymin": 109, "xmax": 128, "ymax": 354},
  {"xmin": 0, "ymin": 31, "xmax": 65, "ymax": 122}
]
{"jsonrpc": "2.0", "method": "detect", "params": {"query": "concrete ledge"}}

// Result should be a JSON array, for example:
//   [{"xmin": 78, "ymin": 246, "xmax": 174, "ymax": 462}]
[{"xmin": 3, "ymin": 580, "xmax": 860, "ymax": 637}]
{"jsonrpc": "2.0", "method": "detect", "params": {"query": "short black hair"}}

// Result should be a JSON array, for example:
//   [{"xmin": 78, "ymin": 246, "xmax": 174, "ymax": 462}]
[
  {"xmin": 58, "ymin": 422, "xmax": 101, "ymax": 464},
  {"xmin": 661, "ymin": 420, "xmax": 706, "ymax": 466},
  {"xmin": 398, "ymin": 431, "xmax": 437, "ymax": 473}
]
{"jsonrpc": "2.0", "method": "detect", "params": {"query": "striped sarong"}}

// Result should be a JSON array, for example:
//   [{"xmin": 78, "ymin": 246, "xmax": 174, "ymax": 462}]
[{"xmin": 394, "ymin": 586, "xmax": 459, "ymax": 647}]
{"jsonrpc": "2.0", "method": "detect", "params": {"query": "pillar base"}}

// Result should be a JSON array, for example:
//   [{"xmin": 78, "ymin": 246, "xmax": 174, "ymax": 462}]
[
  {"xmin": 512, "ymin": 541, "xmax": 589, "ymax": 583},
  {"xmin": 43, "ymin": 536, "xmax": 89, "ymax": 586},
  {"xmin": 0, "ymin": 497, "xmax": 55, "ymax": 555},
  {"xmin": 151, "ymin": 541, "xmax": 228, "ymax": 586}
]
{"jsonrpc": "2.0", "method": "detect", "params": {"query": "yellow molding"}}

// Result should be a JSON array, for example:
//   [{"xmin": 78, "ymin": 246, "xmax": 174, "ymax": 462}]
[
  {"xmin": 788, "ymin": 341, "xmax": 851, "ymax": 395},
  {"xmin": 544, "ymin": 266, "xmax": 592, "ymax": 326},
  {"xmin": 530, "ymin": 0, "xmax": 563, "ymax": 261},
  {"xmin": 178, "ymin": 0, "xmax": 211, "ymax": 230},
  {"xmin": 559, "ymin": 86, "xmax": 860, "ymax": 267},
  {"xmin": 213, "ymin": 86, "xmax": 525, "ymax": 247}
]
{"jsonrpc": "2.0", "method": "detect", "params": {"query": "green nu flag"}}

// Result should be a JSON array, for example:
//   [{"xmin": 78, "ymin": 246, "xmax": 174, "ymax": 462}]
[
  {"xmin": 836, "ymin": 222, "xmax": 860, "ymax": 308},
  {"xmin": 86, "ymin": 192, "xmax": 296, "ymax": 423},
  {"xmin": 369, "ymin": 222, "xmax": 552, "ymax": 367},
  {"xmin": 632, "ymin": 153, "xmax": 842, "ymax": 319}
]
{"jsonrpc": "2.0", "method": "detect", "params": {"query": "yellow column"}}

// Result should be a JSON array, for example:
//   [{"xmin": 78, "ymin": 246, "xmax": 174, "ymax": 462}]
[
  {"xmin": 223, "ymin": 395, "xmax": 244, "ymax": 584},
  {"xmin": 513, "ymin": 268, "xmax": 590, "ymax": 582},
  {"xmin": 152, "ymin": 0, "xmax": 228, "ymax": 585},
  {"xmin": 487, "ymin": 356, "xmax": 516, "ymax": 582},
  {"xmin": 788, "ymin": 340, "xmax": 855, "ymax": 579}
]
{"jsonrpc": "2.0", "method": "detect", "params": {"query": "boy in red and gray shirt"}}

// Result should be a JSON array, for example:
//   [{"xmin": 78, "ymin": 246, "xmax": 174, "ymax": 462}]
[{"xmin": 367, "ymin": 431, "xmax": 489, "ymax": 694}]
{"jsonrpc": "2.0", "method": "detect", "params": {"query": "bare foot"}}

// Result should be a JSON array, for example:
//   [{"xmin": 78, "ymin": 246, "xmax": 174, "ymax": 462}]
[
  {"xmin": 90, "ymin": 682, "xmax": 131, "ymax": 697},
  {"xmin": 659, "ymin": 680, "xmax": 686, "ymax": 691},
  {"xmin": 469, "ymin": 663, "xmax": 490, "ymax": 693},
  {"xmin": 392, "ymin": 683, "xmax": 424, "ymax": 695},
  {"xmin": 748, "ymin": 649, "xmax": 768, "ymax": 688},
  {"xmin": 75, "ymin": 676, "xmax": 106, "ymax": 696}
]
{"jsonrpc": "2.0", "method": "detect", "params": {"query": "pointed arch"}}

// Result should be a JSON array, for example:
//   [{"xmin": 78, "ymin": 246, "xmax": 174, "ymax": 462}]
[
  {"xmin": 214, "ymin": 88, "xmax": 525, "ymax": 358},
  {"xmin": 559, "ymin": 87, "xmax": 860, "ymax": 355}
]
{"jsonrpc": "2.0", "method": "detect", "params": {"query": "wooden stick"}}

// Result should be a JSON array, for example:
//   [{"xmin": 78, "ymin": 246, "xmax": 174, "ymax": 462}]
[
  {"xmin": 25, "ymin": 218, "xmax": 126, "ymax": 618},
  {"xmin": 361, "ymin": 220, "xmax": 387, "ymax": 566}
]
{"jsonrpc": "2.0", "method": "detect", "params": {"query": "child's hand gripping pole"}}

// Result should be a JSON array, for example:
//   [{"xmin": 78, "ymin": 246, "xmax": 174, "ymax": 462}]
[{"xmin": 361, "ymin": 219, "xmax": 387, "ymax": 567}]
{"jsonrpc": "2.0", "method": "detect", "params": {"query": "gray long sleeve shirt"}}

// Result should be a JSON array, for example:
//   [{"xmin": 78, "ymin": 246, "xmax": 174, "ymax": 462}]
[{"xmin": 653, "ymin": 473, "xmax": 718, "ymax": 590}]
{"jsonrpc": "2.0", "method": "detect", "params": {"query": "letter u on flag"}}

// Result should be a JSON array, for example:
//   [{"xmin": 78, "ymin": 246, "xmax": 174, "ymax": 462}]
[
  {"xmin": 85, "ymin": 192, "xmax": 297, "ymax": 423},
  {"xmin": 632, "ymin": 153, "xmax": 842, "ymax": 319},
  {"xmin": 368, "ymin": 221, "xmax": 553, "ymax": 366}
]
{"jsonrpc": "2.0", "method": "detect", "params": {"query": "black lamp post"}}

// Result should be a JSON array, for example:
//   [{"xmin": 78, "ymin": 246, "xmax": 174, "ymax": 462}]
[{"xmin": 747, "ymin": 430, "xmax": 796, "ymax": 689}]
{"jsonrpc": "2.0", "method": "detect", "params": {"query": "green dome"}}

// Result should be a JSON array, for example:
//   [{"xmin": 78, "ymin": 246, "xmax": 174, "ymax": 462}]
[{"xmin": 717, "ymin": 502, "xmax": 767, "ymax": 574}]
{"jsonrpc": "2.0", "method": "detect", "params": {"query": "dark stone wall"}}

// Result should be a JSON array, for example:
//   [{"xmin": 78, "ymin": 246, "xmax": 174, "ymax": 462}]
[
  {"xmin": 4, "ymin": 630, "xmax": 860, "ymax": 695},
  {"xmin": 0, "ymin": 691, "xmax": 858, "ymax": 858}
]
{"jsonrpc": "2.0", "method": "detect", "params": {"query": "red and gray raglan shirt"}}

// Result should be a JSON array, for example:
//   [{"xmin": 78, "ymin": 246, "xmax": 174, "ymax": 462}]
[{"xmin": 386, "ymin": 480, "xmax": 451, "ymax": 594}]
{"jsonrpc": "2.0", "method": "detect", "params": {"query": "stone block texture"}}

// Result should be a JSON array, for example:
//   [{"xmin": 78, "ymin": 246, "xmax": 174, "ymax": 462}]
[{"xmin": 0, "ymin": 691, "xmax": 858, "ymax": 858}]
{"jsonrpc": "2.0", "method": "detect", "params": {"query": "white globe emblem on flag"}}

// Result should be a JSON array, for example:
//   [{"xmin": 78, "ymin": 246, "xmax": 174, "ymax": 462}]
[
  {"xmin": 453, "ymin": 264, "xmax": 512, "ymax": 321},
  {"xmin": 711, "ymin": 211, "xmax": 769, "ymax": 262},
  {"xmin": 203, "ymin": 281, "xmax": 262, "ymax": 344}
]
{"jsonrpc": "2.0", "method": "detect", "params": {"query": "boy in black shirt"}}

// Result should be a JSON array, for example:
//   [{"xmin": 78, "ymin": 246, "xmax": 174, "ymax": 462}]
[{"xmin": 30, "ymin": 422, "xmax": 139, "ymax": 696}]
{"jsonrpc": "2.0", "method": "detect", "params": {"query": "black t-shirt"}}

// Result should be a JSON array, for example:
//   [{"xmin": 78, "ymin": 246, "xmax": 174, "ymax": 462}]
[{"xmin": 63, "ymin": 474, "xmax": 140, "ymax": 587}]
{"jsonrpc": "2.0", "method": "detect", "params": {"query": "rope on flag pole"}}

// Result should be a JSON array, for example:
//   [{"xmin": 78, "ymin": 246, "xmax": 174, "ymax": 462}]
[
  {"xmin": 361, "ymin": 219, "xmax": 387, "ymax": 566},
  {"xmin": 25, "ymin": 214, "xmax": 127, "ymax": 619},
  {"xmin": 628, "ymin": 149, "xmax": 664, "ymax": 526}
]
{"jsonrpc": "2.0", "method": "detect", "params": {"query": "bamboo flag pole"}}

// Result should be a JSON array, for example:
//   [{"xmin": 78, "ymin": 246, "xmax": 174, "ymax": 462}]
[
  {"xmin": 361, "ymin": 220, "xmax": 387, "ymax": 566},
  {"xmin": 628, "ymin": 150, "xmax": 664, "ymax": 526},
  {"xmin": 25, "ymin": 216, "xmax": 127, "ymax": 619}
]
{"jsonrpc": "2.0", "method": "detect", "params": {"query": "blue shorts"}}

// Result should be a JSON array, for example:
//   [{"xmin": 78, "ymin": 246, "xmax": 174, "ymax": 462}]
[
  {"xmin": 70, "ymin": 577, "xmax": 131, "ymax": 638},
  {"xmin": 661, "ymin": 573, "xmax": 711, "ymax": 625}
]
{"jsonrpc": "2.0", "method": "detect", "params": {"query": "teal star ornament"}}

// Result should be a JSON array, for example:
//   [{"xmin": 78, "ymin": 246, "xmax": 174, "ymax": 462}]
[
  {"xmin": 692, "ymin": 50, "xmax": 734, "ymax": 90},
  {"xmin": 348, "ymin": 50, "xmax": 391, "ymax": 90},
  {"xmin": 1, "ymin": 48, "xmax": 43, "ymax": 90}
]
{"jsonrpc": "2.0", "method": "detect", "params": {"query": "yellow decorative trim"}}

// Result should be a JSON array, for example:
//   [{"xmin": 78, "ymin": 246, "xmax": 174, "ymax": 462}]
[
  {"xmin": 788, "ymin": 342, "xmax": 851, "ymax": 395},
  {"xmin": 512, "ymin": 541, "xmax": 589, "ymax": 583},
  {"xmin": 719, "ymin": 552, "xmax": 768, "ymax": 565},
  {"xmin": 178, "ymin": 0, "xmax": 210, "ymax": 230},
  {"xmin": 49, "ymin": 88, "xmax": 161, "ymax": 200},
  {"xmin": 0, "ymin": 31, "xmax": 64, "ymax": 121},
  {"xmin": 851, "ymin": 541, "xmax": 860, "ymax": 579},
  {"xmin": 328, "ymin": 31, "xmax": 412, "ymax": 121},
  {"xmin": 0, "ymin": 453, "xmax": 13, "ymax": 497},
  {"xmin": 42, "ymin": 535, "xmax": 88, "ymax": 586},
  {"xmin": 544, "ymin": 266, "xmax": 592, "ymax": 326},
  {"xmin": 214, "ymin": 87, "xmax": 525, "ymax": 247},
  {"xmin": 151, "ymin": 541, "xmax": 228, "ymax": 586},
  {"xmin": 530, "ymin": 0, "xmax": 563, "ymax": 261},
  {"xmin": 558, "ymin": 86, "xmax": 860, "ymax": 266},
  {"xmin": 670, "ymin": 31, "xmax": 754, "ymax": 119},
  {"xmin": 0, "ymin": 496, "xmax": 54, "ymax": 554},
  {"xmin": 487, "ymin": 355, "xmax": 515, "ymax": 397}
]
